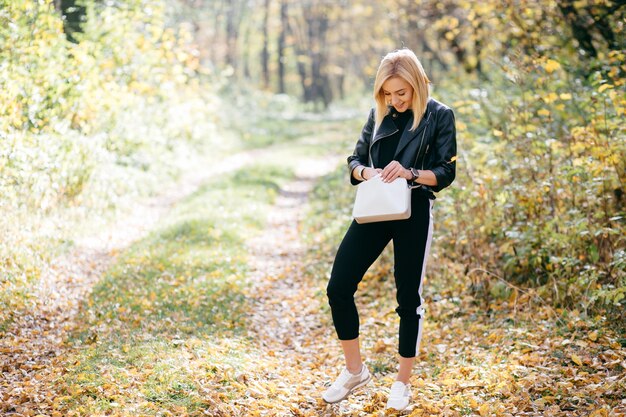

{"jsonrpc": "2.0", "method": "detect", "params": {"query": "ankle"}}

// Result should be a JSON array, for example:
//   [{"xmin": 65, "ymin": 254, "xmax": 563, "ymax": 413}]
[{"xmin": 347, "ymin": 364, "xmax": 363, "ymax": 375}]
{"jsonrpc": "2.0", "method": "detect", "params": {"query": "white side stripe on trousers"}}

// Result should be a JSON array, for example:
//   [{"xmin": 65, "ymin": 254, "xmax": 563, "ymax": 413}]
[{"xmin": 415, "ymin": 199, "xmax": 434, "ymax": 355}]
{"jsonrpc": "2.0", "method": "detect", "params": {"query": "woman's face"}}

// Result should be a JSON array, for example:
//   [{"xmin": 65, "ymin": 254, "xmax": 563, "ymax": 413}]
[{"xmin": 382, "ymin": 76, "xmax": 413, "ymax": 113}]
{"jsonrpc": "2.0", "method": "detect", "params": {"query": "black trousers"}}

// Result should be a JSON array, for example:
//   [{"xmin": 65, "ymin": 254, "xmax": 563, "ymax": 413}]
[{"xmin": 327, "ymin": 193, "xmax": 433, "ymax": 358}]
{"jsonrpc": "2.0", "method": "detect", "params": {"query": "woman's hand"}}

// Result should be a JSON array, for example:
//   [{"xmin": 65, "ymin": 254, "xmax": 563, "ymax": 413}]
[
  {"xmin": 362, "ymin": 167, "xmax": 382, "ymax": 180},
  {"xmin": 381, "ymin": 160, "xmax": 411, "ymax": 183}
]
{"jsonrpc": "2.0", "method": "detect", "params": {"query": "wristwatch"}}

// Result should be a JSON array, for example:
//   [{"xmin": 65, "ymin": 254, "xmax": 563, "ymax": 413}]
[{"xmin": 409, "ymin": 168, "xmax": 419, "ymax": 182}]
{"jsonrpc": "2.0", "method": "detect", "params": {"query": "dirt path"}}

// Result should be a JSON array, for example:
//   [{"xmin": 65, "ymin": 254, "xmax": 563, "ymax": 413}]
[
  {"xmin": 246, "ymin": 156, "xmax": 339, "ymax": 348},
  {"xmin": 230, "ymin": 156, "xmax": 626, "ymax": 417},
  {"xmin": 241, "ymin": 157, "xmax": 388, "ymax": 416}
]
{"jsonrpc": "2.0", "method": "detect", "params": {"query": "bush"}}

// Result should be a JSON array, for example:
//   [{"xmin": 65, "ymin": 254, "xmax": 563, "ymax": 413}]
[
  {"xmin": 0, "ymin": 0, "xmax": 223, "ymax": 325},
  {"xmin": 436, "ymin": 52, "xmax": 625, "ymax": 317}
]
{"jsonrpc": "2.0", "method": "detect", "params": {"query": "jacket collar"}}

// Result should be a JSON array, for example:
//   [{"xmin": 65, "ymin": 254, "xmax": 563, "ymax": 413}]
[
  {"xmin": 372, "ymin": 111, "xmax": 398, "ymax": 143},
  {"xmin": 394, "ymin": 101, "xmax": 433, "ymax": 158},
  {"xmin": 372, "ymin": 98, "xmax": 434, "ymax": 157}
]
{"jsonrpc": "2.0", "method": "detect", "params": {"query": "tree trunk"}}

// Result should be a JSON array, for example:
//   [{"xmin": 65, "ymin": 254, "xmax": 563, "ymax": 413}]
[
  {"xmin": 277, "ymin": 0, "xmax": 287, "ymax": 94},
  {"xmin": 261, "ymin": 0, "xmax": 271, "ymax": 89},
  {"xmin": 225, "ymin": 6, "xmax": 237, "ymax": 69},
  {"xmin": 287, "ymin": 5, "xmax": 311, "ymax": 102},
  {"xmin": 557, "ymin": 0, "xmax": 598, "ymax": 58},
  {"xmin": 241, "ymin": 14, "xmax": 252, "ymax": 79},
  {"xmin": 225, "ymin": 0, "xmax": 247, "ymax": 71},
  {"xmin": 473, "ymin": 20, "xmax": 485, "ymax": 79},
  {"xmin": 304, "ymin": 6, "xmax": 332, "ymax": 108},
  {"xmin": 54, "ymin": 0, "xmax": 86, "ymax": 43}
]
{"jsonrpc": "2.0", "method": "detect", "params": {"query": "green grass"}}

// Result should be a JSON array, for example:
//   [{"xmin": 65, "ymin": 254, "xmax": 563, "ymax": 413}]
[
  {"xmin": 230, "ymin": 105, "xmax": 363, "ymax": 151},
  {"xmin": 12, "ymin": 108, "xmax": 363, "ymax": 416},
  {"xmin": 0, "ymin": 88, "xmax": 231, "ymax": 330},
  {"xmin": 58, "ymin": 164, "xmax": 295, "ymax": 415}
]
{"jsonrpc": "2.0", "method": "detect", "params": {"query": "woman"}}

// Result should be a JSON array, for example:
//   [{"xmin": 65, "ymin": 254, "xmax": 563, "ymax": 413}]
[{"xmin": 323, "ymin": 48, "xmax": 456, "ymax": 411}]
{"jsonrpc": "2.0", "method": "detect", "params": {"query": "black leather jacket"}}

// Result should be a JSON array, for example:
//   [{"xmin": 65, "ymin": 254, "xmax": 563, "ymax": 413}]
[{"xmin": 348, "ymin": 97, "xmax": 457, "ymax": 195}]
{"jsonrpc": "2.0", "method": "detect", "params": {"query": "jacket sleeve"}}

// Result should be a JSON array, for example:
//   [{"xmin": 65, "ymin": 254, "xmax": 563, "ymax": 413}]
[
  {"xmin": 347, "ymin": 108, "xmax": 375, "ymax": 186},
  {"xmin": 430, "ymin": 108, "xmax": 457, "ymax": 192}
]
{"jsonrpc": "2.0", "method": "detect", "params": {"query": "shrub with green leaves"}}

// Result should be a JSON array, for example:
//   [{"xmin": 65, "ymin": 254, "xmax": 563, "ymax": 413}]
[
  {"xmin": 0, "ymin": 0, "xmax": 219, "ymax": 325},
  {"xmin": 436, "ymin": 52, "xmax": 625, "ymax": 317}
]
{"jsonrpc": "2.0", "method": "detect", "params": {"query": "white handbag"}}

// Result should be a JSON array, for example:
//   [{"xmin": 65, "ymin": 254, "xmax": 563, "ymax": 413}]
[
  {"xmin": 352, "ymin": 116, "xmax": 430, "ymax": 224},
  {"xmin": 352, "ymin": 174, "xmax": 411, "ymax": 224}
]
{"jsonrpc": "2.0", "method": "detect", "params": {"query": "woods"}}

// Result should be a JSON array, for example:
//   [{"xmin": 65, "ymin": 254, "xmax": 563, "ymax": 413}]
[
  {"xmin": 20, "ymin": 0, "xmax": 621, "ymax": 318},
  {"xmin": 177, "ymin": 1, "xmax": 625, "ymax": 100},
  {"xmin": 0, "ymin": 0, "xmax": 625, "ymax": 415},
  {"xmin": 169, "ymin": 0, "xmax": 625, "ymax": 318}
]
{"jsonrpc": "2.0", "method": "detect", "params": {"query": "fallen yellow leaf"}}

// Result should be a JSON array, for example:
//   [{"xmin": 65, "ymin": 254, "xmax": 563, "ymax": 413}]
[
  {"xmin": 544, "ymin": 59, "xmax": 561, "ymax": 74},
  {"xmin": 598, "ymin": 84, "xmax": 613, "ymax": 93},
  {"xmin": 571, "ymin": 353, "xmax": 583, "ymax": 366}
]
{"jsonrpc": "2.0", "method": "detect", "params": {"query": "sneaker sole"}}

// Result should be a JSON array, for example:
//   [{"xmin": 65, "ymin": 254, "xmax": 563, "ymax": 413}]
[
  {"xmin": 386, "ymin": 401, "xmax": 409, "ymax": 411},
  {"xmin": 323, "ymin": 373, "xmax": 372, "ymax": 404}
]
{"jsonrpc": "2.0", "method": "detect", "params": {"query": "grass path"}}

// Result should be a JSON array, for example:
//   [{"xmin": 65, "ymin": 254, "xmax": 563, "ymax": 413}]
[
  {"xmin": 0, "ymin": 128, "xmax": 340, "ymax": 415},
  {"xmin": 3, "ymin": 148, "xmax": 242, "ymax": 412},
  {"xmin": 241, "ymin": 157, "xmax": 346, "ymax": 415},
  {"xmin": 0, "ymin": 115, "xmax": 361, "ymax": 416},
  {"xmin": 1, "ymin": 113, "xmax": 624, "ymax": 417}
]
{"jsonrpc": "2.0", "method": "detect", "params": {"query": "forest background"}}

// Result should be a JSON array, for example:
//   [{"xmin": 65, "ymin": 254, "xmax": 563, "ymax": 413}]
[{"xmin": 0, "ymin": 0, "xmax": 625, "ymax": 416}]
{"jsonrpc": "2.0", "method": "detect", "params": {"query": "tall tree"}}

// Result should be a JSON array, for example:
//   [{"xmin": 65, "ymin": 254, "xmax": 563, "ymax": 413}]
[
  {"xmin": 53, "ymin": 0, "xmax": 86, "ymax": 43},
  {"xmin": 557, "ymin": 0, "xmax": 626, "ymax": 60},
  {"xmin": 277, "ymin": 0, "xmax": 287, "ymax": 94},
  {"xmin": 261, "ymin": 0, "xmax": 271, "ymax": 89}
]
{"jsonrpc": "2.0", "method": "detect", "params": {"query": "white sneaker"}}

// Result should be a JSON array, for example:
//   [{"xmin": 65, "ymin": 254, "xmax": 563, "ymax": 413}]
[
  {"xmin": 322, "ymin": 365, "xmax": 371, "ymax": 403},
  {"xmin": 386, "ymin": 381, "xmax": 410, "ymax": 410}
]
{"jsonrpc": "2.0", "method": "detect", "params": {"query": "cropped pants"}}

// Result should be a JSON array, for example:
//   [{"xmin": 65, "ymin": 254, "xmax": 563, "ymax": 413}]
[{"xmin": 326, "ymin": 193, "xmax": 433, "ymax": 358}]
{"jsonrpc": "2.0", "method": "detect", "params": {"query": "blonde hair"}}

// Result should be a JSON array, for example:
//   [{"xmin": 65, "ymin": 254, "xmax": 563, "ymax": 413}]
[{"xmin": 373, "ymin": 48, "xmax": 430, "ymax": 131}]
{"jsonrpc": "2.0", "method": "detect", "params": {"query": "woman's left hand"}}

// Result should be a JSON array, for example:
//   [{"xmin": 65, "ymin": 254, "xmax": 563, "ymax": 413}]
[{"xmin": 381, "ymin": 160, "xmax": 410, "ymax": 183}]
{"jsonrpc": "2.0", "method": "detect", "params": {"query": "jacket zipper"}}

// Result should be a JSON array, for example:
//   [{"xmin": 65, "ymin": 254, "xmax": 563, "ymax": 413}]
[
  {"xmin": 422, "ymin": 144, "xmax": 430, "ymax": 170},
  {"xmin": 368, "ymin": 127, "xmax": 398, "ymax": 167},
  {"xmin": 371, "ymin": 111, "xmax": 431, "ymax": 169},
  {"xmin": 414, "ymin": 112, "xmax": 432, "ymax": 171}
]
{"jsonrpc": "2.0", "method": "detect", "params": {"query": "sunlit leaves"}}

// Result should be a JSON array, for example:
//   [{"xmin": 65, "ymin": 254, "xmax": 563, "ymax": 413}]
[
  {"xmin": 0, "ymin": 0, "xmax": 225, "ymax": 331},
  {"xmin": 433, "ymin": 4, "xmax": 625, "ymax": 317},
  {"xmin": 544, "ymin": 59, "xmax": 561, "ymax": 74},
  {"xmin": 598, "ymin": 84, "xmax": 614, "ymax": 93}
]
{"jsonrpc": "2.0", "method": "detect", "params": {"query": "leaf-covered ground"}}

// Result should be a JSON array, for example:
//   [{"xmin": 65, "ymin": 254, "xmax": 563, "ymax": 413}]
[{"xmin": 1, "ymin": 116, "xmax": 624, "ymax": 416}]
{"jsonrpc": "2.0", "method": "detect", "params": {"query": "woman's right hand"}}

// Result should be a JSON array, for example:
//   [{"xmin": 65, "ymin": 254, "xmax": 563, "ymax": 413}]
[{"xmin": 363, "ymin": 167, "xmax": 382, "ymax": 180}]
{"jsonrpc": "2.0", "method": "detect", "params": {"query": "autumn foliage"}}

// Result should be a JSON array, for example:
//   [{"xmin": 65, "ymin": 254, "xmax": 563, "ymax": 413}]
[
  {"xmin": 176, "ymin": 0, "xmax": 626, "ymax": 315},
  {"xmin": 0, "ymin": 0, "xmax": 625, "ymax": 416}
]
